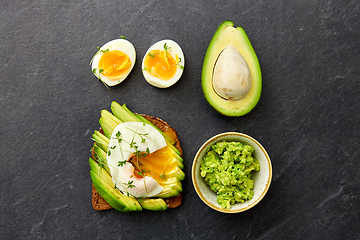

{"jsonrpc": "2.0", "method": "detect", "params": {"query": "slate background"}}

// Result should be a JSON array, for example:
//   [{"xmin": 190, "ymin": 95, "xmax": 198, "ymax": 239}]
[{"xmin": 1, "ymin": 0, "xmax": 359, "ymax": 239}]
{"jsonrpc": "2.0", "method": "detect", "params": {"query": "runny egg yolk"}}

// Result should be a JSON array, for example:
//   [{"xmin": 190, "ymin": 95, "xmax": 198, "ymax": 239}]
[
  {"xmin": 98, "ymin": 50, "xmax": 131, "ymax": 80},
  {"xmin": 144, "ymin": 50, "xmax": 178, "ymax": 80},
  {"xmin": 130, "ymin": 145, "xmax": 176, "ymax": 186}
]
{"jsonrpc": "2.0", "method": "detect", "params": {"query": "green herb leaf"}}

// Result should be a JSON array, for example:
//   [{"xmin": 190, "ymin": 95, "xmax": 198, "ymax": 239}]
[
  {"xmin": 164, "ymin": 43, "xmax": 170, "ymax": 51},
  {"xmin": 118, "ymin": 160, "xmax": 127, "ymax": 167},
  {"xmin": 148, "ymin": 51, "xmax": 160, "ymax": 59},
  {"xmin": 126, "ymin": 180, "xmax": 135, "ymax": 189},
  {"xmin": 163, "ymin": 43, "xmax": 171, "ymax": 57}
]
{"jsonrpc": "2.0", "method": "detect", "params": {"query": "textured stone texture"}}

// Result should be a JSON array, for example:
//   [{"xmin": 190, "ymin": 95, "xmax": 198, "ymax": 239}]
[{"xmin": 1, "ymin": 0, "xmax": 359, "ymax": 239}]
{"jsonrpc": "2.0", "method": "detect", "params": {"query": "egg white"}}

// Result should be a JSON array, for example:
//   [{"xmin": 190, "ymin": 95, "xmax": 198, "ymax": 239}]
[
  {"xmin": 91, "ymin": 39, "xmax": 136, "ymax": 87},
  {"xmin": 142, "ymin": 39, "xmax": 185, "ymax": 88},
  {"xmin": 106, "ymin": 122, "xmax": 166, "ymax": 198}
]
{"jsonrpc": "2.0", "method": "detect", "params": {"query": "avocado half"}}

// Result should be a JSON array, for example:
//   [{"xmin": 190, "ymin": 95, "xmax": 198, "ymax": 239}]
[{"xmin": 202, "ymin": 21, "xmax": 262, "ymax": 116}]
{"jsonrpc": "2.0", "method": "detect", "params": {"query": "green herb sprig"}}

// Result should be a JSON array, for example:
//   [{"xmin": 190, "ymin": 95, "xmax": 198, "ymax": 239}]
[{"xmin": 90, "ymin": 47, "xmax": 110, "ymax": 90}]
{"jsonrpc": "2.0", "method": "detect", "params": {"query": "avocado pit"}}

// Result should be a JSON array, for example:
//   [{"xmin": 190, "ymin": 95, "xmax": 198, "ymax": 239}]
[{"xmin": 212, "ymin": 45, "xmax": 251, "ymax": 101}]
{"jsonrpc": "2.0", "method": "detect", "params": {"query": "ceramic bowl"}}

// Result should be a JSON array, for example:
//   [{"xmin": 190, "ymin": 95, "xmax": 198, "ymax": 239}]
[{"xmin": 192, "ymin": 132, "xmax": 272, "ymax": 213}]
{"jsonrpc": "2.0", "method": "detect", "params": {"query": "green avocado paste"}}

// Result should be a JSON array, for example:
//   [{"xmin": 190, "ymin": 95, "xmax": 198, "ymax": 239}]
[{"xmin": 200, "ymin": 141, "xmax": 260, "ymax": 209}]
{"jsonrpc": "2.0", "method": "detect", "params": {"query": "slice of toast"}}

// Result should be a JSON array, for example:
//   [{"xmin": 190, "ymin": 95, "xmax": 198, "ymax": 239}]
[{"xmin": 91, "ymin": 114, "xmax": 182, "ymax": 211}]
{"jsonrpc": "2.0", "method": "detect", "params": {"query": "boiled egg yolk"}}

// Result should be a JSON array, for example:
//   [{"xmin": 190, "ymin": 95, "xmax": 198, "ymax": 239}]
[
  {"xmin": 98, "ymin": 50, "xmax": 131, "ymax": 80},
  {"xmin": 143, "ymin": 50, "xmax": 178, "ymax": 80},
  {"xmin": 130, "ymin": 145, "xmax": 176, "ymax": 186}
]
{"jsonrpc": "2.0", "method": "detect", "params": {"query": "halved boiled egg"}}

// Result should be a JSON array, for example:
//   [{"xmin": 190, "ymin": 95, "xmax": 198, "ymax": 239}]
[
  {"xmin": 106, "ymin": 122, "xmax": 167, "ymax": 198},
  {"xmin": 142, "ymin": 39, "xmax": 185, "ymax": 88},
  {"xmin": 91, "ymin": 39, "xmax": 136, "ymax": 87}
]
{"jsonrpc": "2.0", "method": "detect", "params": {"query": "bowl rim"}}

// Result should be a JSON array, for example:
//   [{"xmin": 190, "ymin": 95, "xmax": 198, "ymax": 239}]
[{"xmin": 191, "ymin": 132, "xmax": 272, "ymax": 213}]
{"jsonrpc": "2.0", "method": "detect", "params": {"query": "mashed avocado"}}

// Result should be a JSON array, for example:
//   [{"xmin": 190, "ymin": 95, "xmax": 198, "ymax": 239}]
[{"xmin": 200, "ymin": 141, "xmax": 260, "ymax": 209}]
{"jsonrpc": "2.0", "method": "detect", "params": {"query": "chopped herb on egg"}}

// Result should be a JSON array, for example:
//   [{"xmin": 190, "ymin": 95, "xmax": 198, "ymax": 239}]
[
  {"xmin": 142, "ymin": 67, "xmax": 151, "ymax": 72},
  {"xmin": 163, "ymin": 43, "xmax": 170, "ymax": 51},
  {"xmin": 148, "ymin": 51, "xmax": 160, "ymax": 59},
  {"xmin": 92, "ymin": 68, "xmax": 110, "ymax": 90},
  {"xmin": 124, "ymin": 180, "xmax": 136, "ymax": 190},
  {"xmin": 118, "ymin": 160, "xmax": 127, "ymax": 167},
  {"xmin": 90, "ymin": 48, "xmax": 109, "ymax": 65},
  {"xmin": 116, "ymin": 131, "xmax": 122, "ymax": 142}
]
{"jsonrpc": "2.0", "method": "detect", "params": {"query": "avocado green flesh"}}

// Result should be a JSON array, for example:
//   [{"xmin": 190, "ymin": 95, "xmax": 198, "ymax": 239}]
[
  {"xmin": 90, "ymin": 102, "xmax": 185, "ymax": 211},
  {"xmin": 92, "ymin": 130, "xmax": 109, "ymax": 152},
  {"xmin": 90, "ymin": 159, "xmax": 142, "ymax": 212},
  {"xmin": 139, "ymin": 198, "xmax": 168, "ymax": 211},
  {"xmin": 202, "ymin": 21, "xmax": 262, "ymax": 116}
]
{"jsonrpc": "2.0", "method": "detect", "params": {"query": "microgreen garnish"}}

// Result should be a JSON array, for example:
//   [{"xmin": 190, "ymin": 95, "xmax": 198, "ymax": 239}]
[
  {"xmin": 120, "ymin": 35, "xmax": 126, "ymax": 39},
  {"xmin": 101, "ymin": 48, "xmax": 109, "ymax": 54},
  {"xmin": 92, "ymin": 150, "xmax": 107, "ymax": 171},
  {"xmin": 115, "ymin": 131, "xmax": 125, "ymax": 162},
  {"xmin": 164, "ymin": 43, "xmax": 171, "ymax": 52},
  {"xmin": 126, "ymin": 129, "xmax": 151, "ymax": 178},
  {"xmin": 148, "ymin": 51, "xmax": 160, "ymax": 59},
  {"xmin": 174, "ymin": 57, "xmax": 184, "ymax": 70},
  {"xmin": 109, "ymin": 127, "xmax": 155, "ymax": 196},
  {"xmin": 92, "ymin": 68, "xmax": 110, "ymax": 90},
  {"xmin": 90, "ymin": 46, "xmax": 110, "ymax": 90},
  {"xmin": 98, "ymin": 157, "xmax": 107, "ymax": 170},
  {"xmin": 107, "ymin": 149, "xmax": 111, "ymax": 156},
  {"xmin": 115, "ymin": 180, "xmax": 137, "ymax": 197},
  {"xmin": 175, "ymin": 63, "xmax": 184, "ymax": 70},
  {"xmin": 116, "ymin": 131, "xmax": 122, "ymax": 143},
  {"xmin": 163, "ymin": 43, "xmax": 171, "ymax": 58},
  {"xmin": 125, "ymin": 127, "xmax": 149, "ymax": 144},
  {"xmin": 118, "ymin": 160, "xmax": 127, "ymax": 167},
  {"xmin": 138, "ymin": 170, "xmax": 150, "ymax": 177},
  {"xmin": 90, "ymin": 47, "xmax": 109, "ymax": 65},
  {"xmin": 126, "ymin": 180, "xmax": 136, "ymax": 189},
  {"xmin": 143, "ymin": 67, "xmax": 151, "ymax": 72}
]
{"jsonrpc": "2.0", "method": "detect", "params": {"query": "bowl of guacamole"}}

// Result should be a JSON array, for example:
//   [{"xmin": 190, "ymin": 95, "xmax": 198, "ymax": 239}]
[{"xmin": 192, "ymin": 132, "xmax": 272, "ymax": 213}]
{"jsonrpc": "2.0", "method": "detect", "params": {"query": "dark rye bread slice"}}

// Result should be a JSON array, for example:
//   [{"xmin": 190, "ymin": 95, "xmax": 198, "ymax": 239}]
[{"xmin": 92, "ymin": 114, "xmax": 183, "ymax": 211}]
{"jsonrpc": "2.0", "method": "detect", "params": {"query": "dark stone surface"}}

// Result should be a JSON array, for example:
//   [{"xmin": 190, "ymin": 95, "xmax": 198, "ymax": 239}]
[{"xmin": 1, "ymin": 0, "xmax": 359, "ymax": 239}]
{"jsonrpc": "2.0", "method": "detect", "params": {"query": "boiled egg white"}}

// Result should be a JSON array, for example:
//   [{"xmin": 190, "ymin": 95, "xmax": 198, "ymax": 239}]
[
  {"xmin": 91, "ymin": 39, "xmax": 136, "ymax": 87},
  {"xmin": 142, "ymin": 39, "xmax": 185, "ymax": 88},
  {"xmin": 106, "ymin": 122, "xmax": 166, "ymax": 198}
]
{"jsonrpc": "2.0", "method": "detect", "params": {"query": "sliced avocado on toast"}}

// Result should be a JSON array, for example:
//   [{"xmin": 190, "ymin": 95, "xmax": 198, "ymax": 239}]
[{"xmin": 90, "ymin": 101, "xmax": 184, "ymax": 212}]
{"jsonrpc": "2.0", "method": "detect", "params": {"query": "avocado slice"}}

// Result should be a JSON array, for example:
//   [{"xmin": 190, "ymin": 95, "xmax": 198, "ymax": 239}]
[
  {"xmin": 202, "ymin": 21, "xmax": 262, "ymax": 116},
  {"xmin": 92, "ymin": 130, "xmax": 109, "ymax": 152},
  {"xmin": 154, "ymin": 177, "xmax": 183, "ymax": 198},
  {"xmin": 90, "ymin": 158, "xmax": 142, "ymax": 212},
  {"xmin": 139, "ymin": 198, "xmax": 168, "ymax": 211}
]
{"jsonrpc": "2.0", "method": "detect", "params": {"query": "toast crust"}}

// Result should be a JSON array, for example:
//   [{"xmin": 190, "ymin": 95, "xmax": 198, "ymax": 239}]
[{"xmin": 91, "ymin": 114, "xmax": 182, "ymax": 211}]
